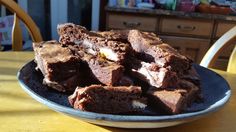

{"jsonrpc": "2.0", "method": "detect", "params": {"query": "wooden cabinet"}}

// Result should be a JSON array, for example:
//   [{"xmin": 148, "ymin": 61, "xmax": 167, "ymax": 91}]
[
  {"xmin": 159, "ymin": 18, "xmax": 213, "ymax": 38},
  {"xmin": 106, "ymin": 13, "xmax": 157, "ymax": 32}
]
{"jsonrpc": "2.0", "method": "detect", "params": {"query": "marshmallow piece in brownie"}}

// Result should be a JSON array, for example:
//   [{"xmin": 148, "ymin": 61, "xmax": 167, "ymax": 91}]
[
  {"xmin": 33, "ymin": 41, "xmax": 81, "ymax": 92},
  {"xmin": 147, "ymin": 80, "xmax": 199, "ymax": 114},
  {"xmin": 128, "ymin": 29, "xmax": 163, "ymax": 52},
  {"xmin": 128, "ymin": 58, "xmax": 178, "ymax": 89},
  {"xmin": 57, "ymin": 23, "xmax": 131, "ymax": 64},
  {"xmin": 68, "ymin": 85, "xmax": 147, "ymax": 114}
]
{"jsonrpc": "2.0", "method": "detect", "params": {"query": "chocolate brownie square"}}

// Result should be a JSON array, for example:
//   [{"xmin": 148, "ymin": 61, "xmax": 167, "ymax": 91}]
[
  {"xmin": 147, "ymin": 80, "xmax": 199, "ymax": 114},
  {"xmin": 57, "ymin": 23, "xmax": 131, "ymax": 64},
  {"xmin": 83, "ymin": 54, "xmax": 124, "ymax": 86},
  {"xmin": 66, "ymin": 45, "xmax": 125, "ymax": 86},
  {"xmin": 128, "ymin": 30, "xmax": 191, "ymax": 73},
  {"xmin": 68, "ymin": 85, "xmax": 147, "ymax": 114},
  {"xmin": 144, "ymin": 44, "xmax": 192, "ymax": 73},
  {"xmin": 33, "ymin": 41, "xmax": 81, "ymax": 92}
]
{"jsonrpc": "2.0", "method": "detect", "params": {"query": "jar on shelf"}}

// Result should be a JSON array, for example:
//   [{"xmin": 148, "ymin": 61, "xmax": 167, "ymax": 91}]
[{"xmin": 177, "ymin": 0, "xmax": 195, "ymax": 12}]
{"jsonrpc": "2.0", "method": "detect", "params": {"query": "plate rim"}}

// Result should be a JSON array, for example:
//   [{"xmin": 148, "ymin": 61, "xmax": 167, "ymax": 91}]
[{"xmin": 17, "ymin": 60, "xmax": 232, "ymax": 122}]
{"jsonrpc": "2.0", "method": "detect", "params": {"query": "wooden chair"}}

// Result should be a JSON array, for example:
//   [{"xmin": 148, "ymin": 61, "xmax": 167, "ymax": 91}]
[
  {"xmin": 200, "ymin": 26, "xmax": 236, "ymax": 74},
  {"xmin": 0, "ymin": 0, "xmax": 43, "ymax": 51}
]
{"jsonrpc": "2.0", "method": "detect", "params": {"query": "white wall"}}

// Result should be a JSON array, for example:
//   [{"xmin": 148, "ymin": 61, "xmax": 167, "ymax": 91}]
[
  {"xmin": 91, "ymin": 0, "xmax": 100, "ymax": 31},
  {"xmin": 18, "ymin": 0, "xmax": 28, "ymax": 12},
  {"xmin": 19, "ymin": 0, "xmax": 100, "ymax": 40},
  {"xmin": 50, "ymin": 0, "xmax": 68, "ymax": 40}
]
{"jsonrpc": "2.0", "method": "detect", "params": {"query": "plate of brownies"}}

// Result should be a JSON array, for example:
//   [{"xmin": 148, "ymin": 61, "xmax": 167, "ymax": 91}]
[{"xmin": 18, "ymin": 23, "xmax": 231, "ymax": 128}]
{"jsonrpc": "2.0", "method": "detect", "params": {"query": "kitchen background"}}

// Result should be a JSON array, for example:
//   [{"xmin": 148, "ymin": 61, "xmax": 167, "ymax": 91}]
[{"xmin": 0, "ymin": 0, "xmax": 236, "ymax": 70}]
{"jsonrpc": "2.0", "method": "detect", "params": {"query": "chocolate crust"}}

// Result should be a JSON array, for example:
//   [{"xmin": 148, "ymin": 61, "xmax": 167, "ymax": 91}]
[{"xmin": 68, "ymin": 85, "xmax": 147, "ymax": 114}]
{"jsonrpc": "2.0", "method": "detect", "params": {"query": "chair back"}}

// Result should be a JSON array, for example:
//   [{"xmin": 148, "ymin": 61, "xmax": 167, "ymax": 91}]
[
  {"xmin": 0, "ymin": 0, "xmax": 43, "ymax": 51},
  {"xmin": 227, "ymin": 45, "xmax": 236, "ymax": 73},
  {"xmin": 200, "ymin": 26, "xmax": 236, "ymax": 74}
]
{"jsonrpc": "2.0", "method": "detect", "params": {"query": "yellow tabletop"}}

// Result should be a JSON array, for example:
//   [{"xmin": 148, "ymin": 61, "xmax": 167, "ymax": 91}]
[{"xmin": 0, "ymin": 52, "xmax": 236, "ymax": 132}]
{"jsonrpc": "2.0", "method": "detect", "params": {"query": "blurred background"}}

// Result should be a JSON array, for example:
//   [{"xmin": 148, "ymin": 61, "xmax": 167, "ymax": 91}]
[{"xmin": 1, "ymin": 0, "xmax": 236, "ymax": 70}]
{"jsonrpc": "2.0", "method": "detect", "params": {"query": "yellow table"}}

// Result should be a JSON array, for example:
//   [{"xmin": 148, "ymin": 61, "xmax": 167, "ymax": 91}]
[{"xmin": 0, "ymin": 52, "xmax": 236, "ymax": 132}]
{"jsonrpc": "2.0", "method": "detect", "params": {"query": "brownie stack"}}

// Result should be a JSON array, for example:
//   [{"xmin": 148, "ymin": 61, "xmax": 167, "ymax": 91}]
[{"xmin": 33, "ymin": 23, "xmax": 201, "ymax": 114}]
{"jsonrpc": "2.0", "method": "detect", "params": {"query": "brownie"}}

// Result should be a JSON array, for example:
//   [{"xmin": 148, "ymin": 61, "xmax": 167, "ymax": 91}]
[
  {"xmin": 65, "ymin": 45, "xmax": 125, "ymax": 86},
  {"xmin": 178, "ymin": 79, "xmax": 200, "ymax": 105},
  {"xmin": 33, "ymin": 41, "xmax": 81, "ymax": 92},
  {"xmin": 128, "ymin": 30, "xmax": 190, "ymax": 73},
  {"xmin": 181, "ymin": 66, "xmax": 201, "ymax": 86},
  {"xmin": 57, "ymin": 23, "xmax": 131, "ymax": 64},
  {"xmin": 147, "ymin": 80, "xmax": 199, "ymax": 114},
  {"xmin": 128, "ymin": 58, "xmax": 179, "ymax": 89},
  {"xmin": 68, "ymin": 85, "xmax": 147, "ymax": 114},
  {"xmin": 128, "ymin": 29, "xmax": 163, "ymax": 52},
  {"xmin": 83, "ymin": 54, "xmax": 124, "ymax": 86},
  {"xmin": 143, "ymin": 44, "xmax": 192, "ymax": 73}
]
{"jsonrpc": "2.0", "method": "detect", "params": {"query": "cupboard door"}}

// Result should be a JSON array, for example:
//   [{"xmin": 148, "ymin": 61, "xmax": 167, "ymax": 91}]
[
  {"xmin": 160, "ymin": 36, "xmax": 210, "ymax": 63},
  {"xmin": 160, "ymin": 18, "xmax": 213, "ymax": 38},
  {"xmin": 215, "ymin": 22, "xmax": 236, "ymax": 38},
  {"xmin": 107, "ymin": 13, "xmax": 157, "ymax": 32}
]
